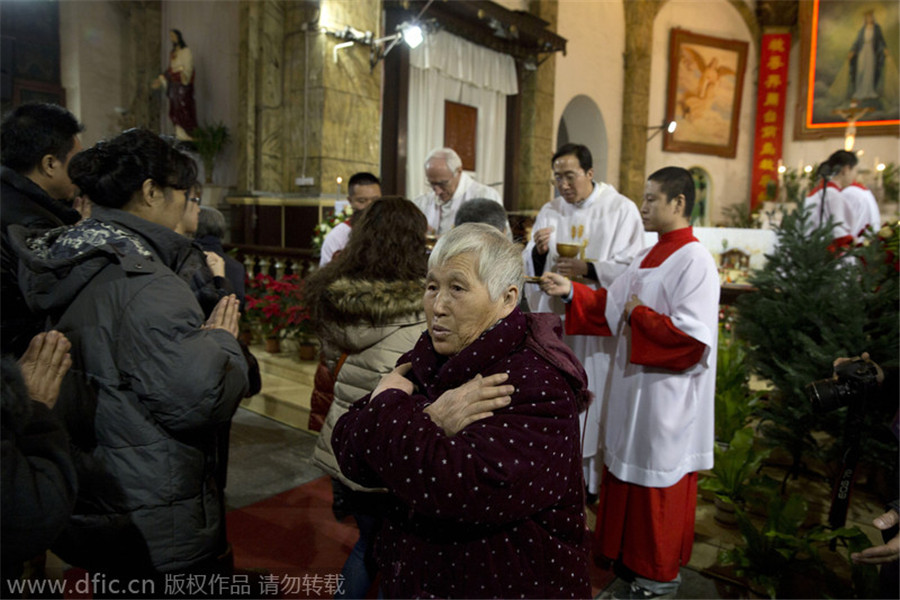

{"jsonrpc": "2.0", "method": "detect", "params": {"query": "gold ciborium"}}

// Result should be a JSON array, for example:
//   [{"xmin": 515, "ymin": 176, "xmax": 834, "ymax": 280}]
[{"xmin": 556, "ymin": 242, "xmax": 581, "ymax": 258}]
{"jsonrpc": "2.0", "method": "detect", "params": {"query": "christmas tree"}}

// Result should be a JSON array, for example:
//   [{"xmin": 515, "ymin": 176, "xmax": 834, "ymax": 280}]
[{"xmin": 736, "ymin": 206, "xmax": 898, "ymax": 483}]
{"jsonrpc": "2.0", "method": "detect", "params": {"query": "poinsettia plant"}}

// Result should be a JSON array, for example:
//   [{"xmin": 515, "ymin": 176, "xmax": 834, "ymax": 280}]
[
  {"xmin": 312, "ymin": 206, "xmax": 353, "ymax": 255},
  {"xmin": 244, "ymin": 273, "xmax": 312, "ymax": 340}
]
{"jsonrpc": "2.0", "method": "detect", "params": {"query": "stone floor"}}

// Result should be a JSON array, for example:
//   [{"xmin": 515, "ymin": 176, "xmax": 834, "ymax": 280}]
[
  {"xmin": 225, "ymin": 407, "xmax": 726, "ymax": 599},
  {"xmin": 225, "ymin": 407, "xmax": 324, "ymax": 511}
]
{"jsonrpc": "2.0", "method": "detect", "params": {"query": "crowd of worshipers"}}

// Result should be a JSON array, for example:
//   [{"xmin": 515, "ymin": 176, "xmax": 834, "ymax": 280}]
[{"xmin": 1, "ymin": 101, "xmax": 891, "ymax": 600}]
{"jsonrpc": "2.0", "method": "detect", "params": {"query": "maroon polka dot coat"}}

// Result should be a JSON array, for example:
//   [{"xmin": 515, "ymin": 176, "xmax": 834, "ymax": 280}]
[{"xmin": 333, "ymin": 309, "xmax": 592, "ymax": 599}]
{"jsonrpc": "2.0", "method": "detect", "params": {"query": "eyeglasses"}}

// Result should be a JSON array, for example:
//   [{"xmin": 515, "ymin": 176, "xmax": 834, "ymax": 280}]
[
  {"xmin": 552, "ymin": 171, "xmax": 586, "ymax": 186},
  {"xmin": 188, "ymin": 196, "xmax": 202, "ymax": 205},
  {"xmin": 428, "ymin": 179, "xmax": 453, "ymax": 190}
]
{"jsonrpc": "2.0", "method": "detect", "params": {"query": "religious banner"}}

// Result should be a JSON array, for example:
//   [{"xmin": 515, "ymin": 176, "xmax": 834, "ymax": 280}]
[{"xmin": 750, "ymin": 32, "xmax": 790, "ymax": 213}]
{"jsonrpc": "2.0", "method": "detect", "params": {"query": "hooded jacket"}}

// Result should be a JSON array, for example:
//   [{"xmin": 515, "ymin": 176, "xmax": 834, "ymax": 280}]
[
  {"xmin": 1, "ymin": 166, "xmax": 81, "ymax": 356},
  {"xmin": 311, "ymin": 278, "xmax": 426, "ymax": 491},
  {"xmin": 9, "ymin": 205, "xmax": 249, "ymax": 573},
  {"xmin": 333, "ymin": 309, "xmax": 593, "ymax": 599}
]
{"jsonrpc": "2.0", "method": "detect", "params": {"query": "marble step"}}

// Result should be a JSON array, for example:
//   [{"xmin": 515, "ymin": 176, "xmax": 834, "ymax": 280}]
[{"xmin": 241, "ymin": 343, "xmax": 319, "ymax": 432}]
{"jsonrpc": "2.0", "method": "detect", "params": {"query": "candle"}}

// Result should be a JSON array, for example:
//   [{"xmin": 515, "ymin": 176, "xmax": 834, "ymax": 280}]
[{"xmin": 336, "ymin": 176, "xmax": 343, "ymax": 198}]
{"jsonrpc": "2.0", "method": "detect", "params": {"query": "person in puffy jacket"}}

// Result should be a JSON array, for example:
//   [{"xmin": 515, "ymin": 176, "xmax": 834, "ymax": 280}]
[
  {"xmin": 9, "ymin": 128, "xmax": 248, "ymax": 577},
  {"xmin": 307, "ymin": 196, "xmax": 428, "ymax": 598}
]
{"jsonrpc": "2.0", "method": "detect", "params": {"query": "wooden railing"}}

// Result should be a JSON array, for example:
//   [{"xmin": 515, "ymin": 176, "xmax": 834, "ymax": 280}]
[{"xmin": 224, "ymin": 244, "xmax": 319, "ymax": 279}]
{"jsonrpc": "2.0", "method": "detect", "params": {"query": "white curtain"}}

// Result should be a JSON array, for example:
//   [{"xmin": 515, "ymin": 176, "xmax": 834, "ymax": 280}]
[{"xmin": 406, "ymin": 31, "xmax": 518, "ymax": 200}]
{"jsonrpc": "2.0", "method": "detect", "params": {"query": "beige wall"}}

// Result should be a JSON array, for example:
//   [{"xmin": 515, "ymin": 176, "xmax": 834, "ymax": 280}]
[
  {"xmin": 647, "ymin": 0, "xmax": 757, "ymax": 225},
  {"xmin": 554, "ymin": 0, "xmax": 626, "ymax": 191},
  {"xmin": 59, "ymin": 1, "xmax": 124, "ymax": 148}
]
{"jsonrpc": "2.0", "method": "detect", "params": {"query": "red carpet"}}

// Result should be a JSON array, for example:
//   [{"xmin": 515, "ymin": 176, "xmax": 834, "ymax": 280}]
[
  {"xmin": 227, "ymin": 476, "xmax": 615, "ymax": 598},
  {"xmin": 228, "ymin": 477, "xmax": 357, "ymax": 598}
]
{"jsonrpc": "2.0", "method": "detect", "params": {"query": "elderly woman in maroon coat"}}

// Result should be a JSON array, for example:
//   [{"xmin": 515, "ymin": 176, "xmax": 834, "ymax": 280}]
[{"xmin": 332, "ymin": 223, "xmax": 592, "ymax": 599}]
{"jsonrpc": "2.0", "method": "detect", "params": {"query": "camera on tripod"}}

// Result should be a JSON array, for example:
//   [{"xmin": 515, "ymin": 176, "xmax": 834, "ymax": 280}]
[
  {"xmin": 806, "ymin": 357, "xmax": 881, "ymax": 413},
  {"xmin": 805, "ymin": 357, "xmax": 882, "ymax": 535}
]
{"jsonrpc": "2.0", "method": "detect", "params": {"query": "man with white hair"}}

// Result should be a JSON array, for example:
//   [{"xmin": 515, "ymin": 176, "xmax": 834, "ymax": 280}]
[{"xmin": 412, "ymin": 147, "xmax": 502, "ymax": 235}]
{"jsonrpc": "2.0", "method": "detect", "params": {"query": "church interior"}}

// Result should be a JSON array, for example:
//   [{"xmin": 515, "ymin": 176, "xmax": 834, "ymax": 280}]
[{"xmin": 2, "ymin": 0, "xmax": 898, "ymax": 598}]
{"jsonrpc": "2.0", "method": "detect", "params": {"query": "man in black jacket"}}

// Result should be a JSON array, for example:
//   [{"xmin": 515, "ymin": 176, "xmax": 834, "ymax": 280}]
[{"xmin": 1, "ymin": 103, "xmax": 83, "ymax": 357}]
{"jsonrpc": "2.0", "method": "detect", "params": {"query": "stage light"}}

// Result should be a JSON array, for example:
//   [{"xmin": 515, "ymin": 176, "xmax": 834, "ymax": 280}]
[{"xmin": 402, "ymin": 24, "xmax": 424, "ymax": 49}]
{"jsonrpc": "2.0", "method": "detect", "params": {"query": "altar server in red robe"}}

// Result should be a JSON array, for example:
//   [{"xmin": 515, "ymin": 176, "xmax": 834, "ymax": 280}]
[{"xmin": 541, "ymin": 166, "xmax": 719, "ymax": 599}]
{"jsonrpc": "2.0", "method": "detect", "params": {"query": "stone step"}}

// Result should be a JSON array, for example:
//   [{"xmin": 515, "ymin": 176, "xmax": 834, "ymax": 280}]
[
  {"xmin": 242, "ymin": 343, "xmax": 319, "ymax": 433},
  {"xmin": 250, "ymin": 342, "xmax": 318, "ymax": 384}
]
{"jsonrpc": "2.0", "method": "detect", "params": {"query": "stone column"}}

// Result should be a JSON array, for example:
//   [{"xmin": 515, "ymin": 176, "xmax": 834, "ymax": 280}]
[
  {"xmin": 236, "ymin": 0, "xmax": 381, "ymax": 195},
  {"xmin": 516, "ymin": 0, "xmax": 558, "ymax": 211},
  {"xmin": 237, "ymin": 0, "xmax": 285, "ymax": 193},
  {"xmin": 117, "ymin": 0, "xmax": 162, "ymax": 133},
  {"xmin": 285, "ymin": 0, "xmax": 381, "ymax": 195},
  {"xmin": 618, "ymin": 0, "xmax": 665, "ymax": 204}
]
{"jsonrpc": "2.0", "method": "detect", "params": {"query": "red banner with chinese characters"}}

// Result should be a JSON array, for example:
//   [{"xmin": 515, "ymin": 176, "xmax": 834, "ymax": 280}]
[{"xmin": 750, "ymin": 32, "xmax": 791, "ymax": 213}]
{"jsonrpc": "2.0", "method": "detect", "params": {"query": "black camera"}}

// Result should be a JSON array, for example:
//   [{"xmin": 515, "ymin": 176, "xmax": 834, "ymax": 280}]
[{"xmin": 806, "ymin": 358, "xmax": 880, "ymax": 413}]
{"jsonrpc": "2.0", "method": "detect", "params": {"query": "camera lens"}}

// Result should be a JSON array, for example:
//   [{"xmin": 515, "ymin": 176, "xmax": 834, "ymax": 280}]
[{"xmin": 806, "ymin": 379, "xmax": 847, "ymax": 413}]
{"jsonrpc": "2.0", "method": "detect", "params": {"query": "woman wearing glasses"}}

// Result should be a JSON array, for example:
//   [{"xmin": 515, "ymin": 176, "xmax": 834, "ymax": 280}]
[{"xmin": 8, "ymin": 128, "xmax": 248, "ymax": 578}]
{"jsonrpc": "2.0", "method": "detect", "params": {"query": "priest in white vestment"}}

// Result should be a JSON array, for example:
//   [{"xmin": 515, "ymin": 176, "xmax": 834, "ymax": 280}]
[
  {"xmin": 540, "ymin": 166, "xmax": 718, "ymax": 598},
  {"xmin": 522, "ymin": 144, "xmax": 644, "ymax": 499},
  {"xmin": 412, "ymin": 148, "xmax": 502, "ymax": 235}
]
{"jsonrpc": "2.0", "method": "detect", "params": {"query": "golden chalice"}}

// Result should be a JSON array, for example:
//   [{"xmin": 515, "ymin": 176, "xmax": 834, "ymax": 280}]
[{"xmin": 556, "ymin": 242, "xmax": 581, "ymax": 258}]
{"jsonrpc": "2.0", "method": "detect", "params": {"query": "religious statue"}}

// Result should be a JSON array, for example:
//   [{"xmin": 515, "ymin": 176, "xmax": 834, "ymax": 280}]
[
  {"xmin": 832, "ymin": 100, "xmax": 874, "ymax": 151},
  {"xmin": 151, "ymin": 29, "xmax": 197, "ymax": 141}
]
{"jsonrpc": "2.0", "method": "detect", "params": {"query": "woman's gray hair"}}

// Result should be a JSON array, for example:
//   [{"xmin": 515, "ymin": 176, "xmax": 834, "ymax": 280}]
[
  {"xmin": 428, "ymin": 223, "xmax": 523, "ymax": 301},
  {"xmin": 195, "ymin": 205, "xmax": 226, "ymax": 239},
  {"xmin": 425, "ymin": 147, "xmax": 462, "ymax": 173}
]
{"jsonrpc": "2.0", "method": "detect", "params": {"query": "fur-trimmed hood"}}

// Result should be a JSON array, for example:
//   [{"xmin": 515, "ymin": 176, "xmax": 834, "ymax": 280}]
[
  {"xmin": 322, "ymin": 277, "xmax": 424, "ymax": 326},
  {"xmin": 319, "ymin": 278, "xmax": 426, "ymax": 355}
]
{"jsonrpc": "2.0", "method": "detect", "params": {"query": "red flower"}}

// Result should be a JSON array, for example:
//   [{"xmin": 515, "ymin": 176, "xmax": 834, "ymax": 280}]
[{"xmin": 243, "ymin": 272, "xmax": 312, "ymax": 339}]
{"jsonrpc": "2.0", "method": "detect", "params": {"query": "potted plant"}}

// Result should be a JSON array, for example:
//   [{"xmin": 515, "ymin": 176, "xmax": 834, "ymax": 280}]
[
  {"xmin": 244, "ymin": 273, "xmax": 308, "ymax": 353},
  {"xmin": 699, "ymin": 427, "xmax": 777, "ymax": 526},
  {"xmin": 721, "ymin": 493, "xmax": 874, "ymax": 598},
  {"xmin": 736, "ymin": 209, "xmax": 899, "ymax": 484},
  {"xmin": 715, "ymin": 307, "xmax": 763, "ymax": 444},
  {"xmin": 191, "ymin": 121, "xmax": 231, "ymax": 184}
]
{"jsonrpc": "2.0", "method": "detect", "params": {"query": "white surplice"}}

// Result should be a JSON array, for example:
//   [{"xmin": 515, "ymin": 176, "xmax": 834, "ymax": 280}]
[
  {"xmin": 602, "ymin": 241, "xmax": 719, "ymax": 488},
  {"xmin": 841, "ymin": 182, "xmax": 881, "ymax": 239},
  {"xmin": 319, "ymin": 221, "xmax": 352, "ymax": 266},
  {"xmin": 804, "ymin": 182, "xmax": 853, "ymax": 238},
  {"xmin": 412, "ymin": 172, "xmax": 502, "ymax": 234},
  {"xmin": 522, "ymin": 182, "xmax": 644, "ymax": 493}
]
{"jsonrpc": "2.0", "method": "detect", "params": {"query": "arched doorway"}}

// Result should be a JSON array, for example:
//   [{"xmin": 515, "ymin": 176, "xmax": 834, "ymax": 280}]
[{"xmin": 557, "ymin": 95, "xmax": 608, "ymax": 182}]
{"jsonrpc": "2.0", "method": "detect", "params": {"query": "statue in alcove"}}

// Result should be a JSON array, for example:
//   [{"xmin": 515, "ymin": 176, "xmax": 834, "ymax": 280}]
[{"xmin": 151, "ymin": 29, "xmax": 197, "ymax": 141}]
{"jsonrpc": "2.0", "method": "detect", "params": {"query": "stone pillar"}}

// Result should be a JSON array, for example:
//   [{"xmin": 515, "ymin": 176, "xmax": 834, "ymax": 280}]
[
  {"xmin": 618, "ymin": 0, "xmax": 665, "ymax": 204},
  {"xmin": 287, "ymin": 0, "xmax": 381, "ymax": 195},
  {"xmin": 516, "ymin": 0, "xmax": 558, "ymax": 211},
  {"xmin": 236, "ymin": 0, "xmax": 381, "ymax": 195},
  {"xmin": 237, "ymin": 0, "xmax": 285, "ymax": 193},
  {"xmin": 118, "ymin": 1, "xmax": 162, "ymax": 133}
]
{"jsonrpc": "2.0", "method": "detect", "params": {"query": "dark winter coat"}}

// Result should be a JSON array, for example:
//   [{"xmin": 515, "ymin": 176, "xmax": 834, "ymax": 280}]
[
  {"xmin": 333, "ymin": 309, "xmax": 593, "ymax": 599},
  {"xmin": 195, "ymin": 234, "xmax": 246, "ymax": 311},
  {"xmin": 0, "ymin": 357, "xmax": 77, "ymax": 583},
  {"xmin": 0, "ymin": 166, "xmax": 80, "ymax": 356},
  {"xmin": 9, "ymin": 206, "xmax": 249, "ymax": 574}
]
